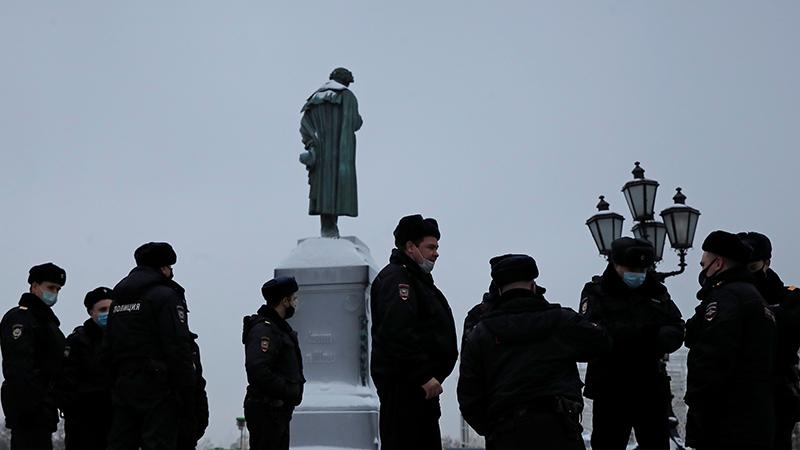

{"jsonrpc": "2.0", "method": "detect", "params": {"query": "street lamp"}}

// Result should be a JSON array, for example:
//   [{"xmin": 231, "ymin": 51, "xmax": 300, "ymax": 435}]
[
  {"xmin": 658, "ymin": 187, "xmax": 702, "ymax": 278},
  {"xmin": 587, "ymin": 162, "xmax": 701, "ymax": 280},
  {"xmin": 586, "ymin": 196, "xmax": 625, "ymax": 256},
  {"xmin": 622, "ymin": 161, "xmax": 659, "ymax": 221},
  {"xmin": 236, "ymin": 417, "xmax": 246, "ymax": 449}
]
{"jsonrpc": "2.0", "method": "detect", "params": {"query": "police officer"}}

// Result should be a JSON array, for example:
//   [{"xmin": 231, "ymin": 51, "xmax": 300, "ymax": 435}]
[
  {"xmin": 0, "ymin": 263, "xmax": 66, "ymax": 450},
  {"xmin": 242, "ymin": 276, "xmax": 305, "ymax": 450},
  {"xmin": 462, "ymin": 281, "xmax": 498, "ymax": 344},
  {"xmin": 458, "ymin": 254, "xmax": 610, "ymax": 449},
  {"xmin": 62, "ymin": 286, "xmax": 114, "ymax": 450},
  {"xmin": 739, "ymin": 231, "xmax": 800, "ymax": 450},
  {"xmin": 370, "ymin": 214, "xmax": 458, "ymax": 450},
  {"xmin": 579, "ymin": 237, "xmax": 685, "ymax": 450},
  {"xmin": 685, "ymin": 230, "xmax": 776, "ymax": 450},
  {"xmin": 105, "ymin": 242, "xmax": 196, "ymax": 450}
]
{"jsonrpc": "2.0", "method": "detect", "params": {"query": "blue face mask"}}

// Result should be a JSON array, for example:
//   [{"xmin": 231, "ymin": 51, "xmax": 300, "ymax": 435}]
[
  {"xmin": 41, "ymin": 290, "xmax": 58, "ymax": 307},
  {"xmin": 622, "ymin": 272, "xmax": 647, "ymax": 289},
  {"xmin": 95, "ymin": 312, "xmax": 109, "ymax": 329}
]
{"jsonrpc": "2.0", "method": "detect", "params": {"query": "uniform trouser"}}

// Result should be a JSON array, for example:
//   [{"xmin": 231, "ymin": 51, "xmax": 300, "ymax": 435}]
[
  {"xmin": 590, "ymin": 394, "xmax": 670, "ymax": 450},
  {"xmin": 244, "ymin": 401, "xmax": 292, "ymax": 450},
  {"xmin": 376, "ymin": 382, "xmax": 442, "ymax": 450},
  {"xmin": 10, "ymin": 428, "xmax": 52, "ymax": 450},
  {"xmin": 774, "ymin": 393, "xmax": 799, "ymax": 450},
  {"xmin": 65, "ymin": 417, "xmax": 108, "ymax": 450},
  {"xmin": 487, "ymin": 411, "xmax": 585, "ymax": 450},
  {"xmin": 106, "ymin": 395, "xmax": 178, "ymax": 450}
]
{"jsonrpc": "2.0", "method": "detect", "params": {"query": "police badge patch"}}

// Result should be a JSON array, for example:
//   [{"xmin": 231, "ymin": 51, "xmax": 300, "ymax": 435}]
[
  {"xmin": 11, "ymin": 324, "xmax": 23, "ymax": 340},
  {"xmin": 398, "ymin": 284, "xmax": 410, "ymax": 301},
  {"xmin": 64, "ymin": 345, "xmax": 71, "ymax": 358},
  {"xmin": 260, "ymin": 336, "xmax": 270, "ymax": 352},
  {"xmin": 705, "ymin": 302, "xmax": 718, "ymax": 321},
  {"xmin": 176, "ymin": 305, "xmax": 186, "ymax": 323}
]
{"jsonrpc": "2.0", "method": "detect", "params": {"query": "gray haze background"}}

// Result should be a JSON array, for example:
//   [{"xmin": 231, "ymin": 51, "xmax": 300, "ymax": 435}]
[{"xmin": 1, "ymin": 0, "xmax": 799, "ymax": 445}]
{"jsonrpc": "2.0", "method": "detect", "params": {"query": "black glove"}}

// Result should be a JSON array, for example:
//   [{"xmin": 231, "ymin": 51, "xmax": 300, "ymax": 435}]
[{"xmin": 285, "ymin": 381, "xmax": 303, "ymax": 406}]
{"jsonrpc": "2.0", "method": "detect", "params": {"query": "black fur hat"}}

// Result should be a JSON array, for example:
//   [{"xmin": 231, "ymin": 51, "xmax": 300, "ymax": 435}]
[
  {"xmin": 262, "ymin": 276, "xmax": 299, "ymax": 303},
  {"xmin": 490, "ymin": 254, "xmax": 539, "ymax": 287},
  {"xmin": 28, "ymin": 262, "xmax": 66, "ymax": 286},
  {"xmin": 702, "ymin": 230, "xmax": 752, "ymax": 263},
  {"xmin": 393, "ymin": 214, "xmax": 441, "ymax": 248},
  {"xmin": 737, "ymin": 232, "xmax": 772, "ymax": 262},
  {"xmin": 134, "ymin": 242, "xmax": 177, "ymax": 268},
  {"xmin": 610, "ymin": 237, "xmax": 655, "ymax": 268}
]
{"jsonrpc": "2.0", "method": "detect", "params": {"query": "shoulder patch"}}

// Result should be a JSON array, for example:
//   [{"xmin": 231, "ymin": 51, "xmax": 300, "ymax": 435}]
[
  {"xmin": 580, "ymin": 298, "xmax": 589, "ymax": 314},
  {"xmin": 11, "ymin": 324, "xmax": 23, "ymax": 340},
  {"xmin": 260, "ymin": 336, "xmax": 270, "ymax": 352},
  {"xmin": 176, "ymin": 305, "xmax": 186, "ymax": 323},
  {"xmin": 704, "ymin": 302, "xmax": 718, "ymax": 321},
  {"xmin": 398, "ymin": 284, "xmax": 410, "ymax": 301}
]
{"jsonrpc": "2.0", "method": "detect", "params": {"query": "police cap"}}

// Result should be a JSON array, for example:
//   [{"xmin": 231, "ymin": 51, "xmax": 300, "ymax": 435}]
[
  {"xmin": 610, "ymin": 237, "xmax": 655, "ymax": 268},
  {"xmin": 84, "ymin": 286, "xmax": 113, "ymax": 310},
  {"xmin": 134, "ymin": 242, "xmax": 177, "ymax": 268},
  {"xmin": 490, "ymin": 254, "xmax": 539, "ymax": 287},
  {"xmin": 393, "ymin": 214, "xmax": 441, "ymax": 248},
  {"xmin": 702, "ymin": 230, "xmax": 752, "ymax": 263},
  {"xmin": 28, "ymin": 262, "xmax": 66, "ymax": 286},
  {"xmin": 737, "ymin": 232, "xmax": 772, "ymax": 262},
  {"xmin": 262, "ymin": 276, "xmax": 299, "ymax": 303}
]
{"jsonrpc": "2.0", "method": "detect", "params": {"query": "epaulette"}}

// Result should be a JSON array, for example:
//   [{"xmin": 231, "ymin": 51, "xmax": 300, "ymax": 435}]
[{"xmin": 17, "ymin": 306, "xmax": 28, "ymax": 311}]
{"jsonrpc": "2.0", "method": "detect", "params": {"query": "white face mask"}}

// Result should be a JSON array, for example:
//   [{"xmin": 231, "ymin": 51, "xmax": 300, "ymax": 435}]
[{"xmin": 419, "ymin": 258, "xmax": 435, "ymax": 274}]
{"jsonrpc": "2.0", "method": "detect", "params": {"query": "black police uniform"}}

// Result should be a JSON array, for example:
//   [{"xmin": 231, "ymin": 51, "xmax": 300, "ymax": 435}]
[
  {"xmin": 685, "ymin": 267, "xmax": 777, "ymax": 450},
  {"xmin": 104, "ymin": 266, "xmax": 196, "ymax": 450},
  {"xmin": 370, "ymin": 249, "xmax": 458, "ymax": 450},
  {"xmin": 579, "ymin": 264, "xmax": 685, "ymax": 450},
  {"xmin": 459, "ymin": 288, "xmax": 610, "ymax": 449},
  {"xmin": 0, "ymin": 293, "xmax": 65, "ymax": 450},
  {"xmin": 177, "ymin": 335, "xmax": 209, "ymax": 450},
  {"xmin": 753, "ymin": 268, "xmax": 800, "ymax": 450},
  {"xmin": 62, "ymin": 318, "xmax": 112, "ymax": 450},
  {"xmin": 243, "ymin": 304, "xmax": 305, "ymax": 450}
]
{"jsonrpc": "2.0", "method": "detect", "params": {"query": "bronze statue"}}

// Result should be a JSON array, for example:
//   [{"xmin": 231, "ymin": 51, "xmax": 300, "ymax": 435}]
[{"xmin": 300, "ymin": 68, "xmax": 363, "ymax": 238}]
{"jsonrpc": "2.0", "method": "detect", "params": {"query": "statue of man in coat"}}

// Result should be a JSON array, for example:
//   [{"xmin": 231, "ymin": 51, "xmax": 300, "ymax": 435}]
[{"xmin": 300, "ymin": 67, "xmax": 363, "ymax": 238}]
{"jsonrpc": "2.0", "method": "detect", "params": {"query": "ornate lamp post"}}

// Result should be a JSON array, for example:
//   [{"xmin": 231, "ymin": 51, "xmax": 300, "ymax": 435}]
[
  {"xmin": 587, "ymin": 162, "xmax": 701, "ymax": 280},
  {"xmin": 235, "ymin": 416, "xmax": 246, "ymax": 449},
  {"xmin": 586, "ymin": 196, "xmax": 625, "ymax": 257}
]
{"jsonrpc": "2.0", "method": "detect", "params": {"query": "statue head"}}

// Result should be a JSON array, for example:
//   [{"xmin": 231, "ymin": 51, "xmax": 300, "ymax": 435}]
[{"xmin": 329, "ymin": 67, "xmax": 354, "ymax": 87}]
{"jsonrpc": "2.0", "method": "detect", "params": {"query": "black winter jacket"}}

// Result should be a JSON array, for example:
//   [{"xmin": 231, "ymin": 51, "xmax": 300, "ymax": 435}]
[
  {"xmin": 685, "ymin": 267, "xmax": 776, "ymax": 448},
  {"xmin": 105, "ymin": 266, "xmax": 195, "ymax": 405},
  {"xmin": 243, "ymin": 305, "xmax": 305, "ymax": 407},
  {"xmin": 579, "ymin": 264, "xmax": 684, "ymax": 398},
  {"xmin": 0, "ymin": 293, "xmax": 65, "ymax": 430},
  {"xmin": 458, "ymin": 289, "xmax": 610, "ymax": 435},
  {"xmin": 753, "ymin": 268, "xmax": 800, "ymax": 419},
  {"xmin": 370, "ymin": 249, "xmax": 458, "ymax": 387},
  {"xmin": 61, "ymin": 318, "xmax": 111, "ymax": 423}
]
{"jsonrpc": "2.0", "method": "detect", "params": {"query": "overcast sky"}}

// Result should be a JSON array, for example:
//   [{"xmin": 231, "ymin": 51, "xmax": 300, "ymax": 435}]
[{"xmin": 2, "ymin": 0, "xmax": 799, "ymax": 446}]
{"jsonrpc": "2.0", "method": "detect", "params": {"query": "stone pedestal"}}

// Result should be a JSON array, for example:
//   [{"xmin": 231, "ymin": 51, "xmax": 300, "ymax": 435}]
[{"xmin": 275, "ymin": 236, "xmax": 380, "ymax": 449}]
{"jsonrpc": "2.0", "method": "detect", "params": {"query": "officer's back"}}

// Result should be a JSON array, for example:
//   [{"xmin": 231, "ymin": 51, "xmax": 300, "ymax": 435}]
[
  {"xmin": 105, "ymin": 242, "xmax": 194, "ymax": 450},
  {"xmin": 458, "ymin": 254, "xmax": 610, "ymax": 450}
]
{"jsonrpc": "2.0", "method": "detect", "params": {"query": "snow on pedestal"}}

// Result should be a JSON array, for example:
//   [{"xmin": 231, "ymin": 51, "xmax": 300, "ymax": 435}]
[{"xmin": 275, "ymin": 237, "xmax": 380, "ymax": 450}]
